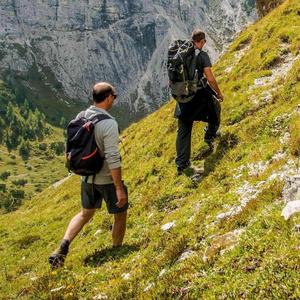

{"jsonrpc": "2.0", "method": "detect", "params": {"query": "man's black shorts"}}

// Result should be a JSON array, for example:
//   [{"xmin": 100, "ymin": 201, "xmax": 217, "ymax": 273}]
[{"xmin": 81, "ymin": 182, "xmax": 129, "ymax": 214}]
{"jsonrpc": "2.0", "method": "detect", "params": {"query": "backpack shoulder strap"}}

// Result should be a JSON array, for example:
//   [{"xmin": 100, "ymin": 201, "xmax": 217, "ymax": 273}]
[
  {"xmin": 93, "ymin": 114, "xmax": 121, "ymax": 134},
  {"xmin": 89, "ymin": 114, "xmax": 120, "ymax": 134},
  {"xmin": 90, "ymin": 114, "xmax": 112, "ymax": 125}
]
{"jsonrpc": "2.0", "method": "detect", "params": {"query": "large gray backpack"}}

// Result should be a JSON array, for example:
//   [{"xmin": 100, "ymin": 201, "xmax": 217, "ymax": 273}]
[{"xmin": 167, "ymin": 40, "xmax": 199, "ymax": 103}]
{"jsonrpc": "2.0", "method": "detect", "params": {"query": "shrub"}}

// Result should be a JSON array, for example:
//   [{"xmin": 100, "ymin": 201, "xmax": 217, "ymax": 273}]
[
  {"xmin": 19, "ymin": 140, "xmax": 30, "ymax": 160},
  {"xmin": 10, "ymin": 189, "xmax": 25, "ymax": 199},
  {"xmin": 12, "ymin": 179, "xmax": 27, "ymax": 187},
  {"xmin": 0, "ymin": 183, "xmax": 6, "ymax": 192},
  {"xmin": 262, "ymin": 53, "xmax": 282, "ymax": 69},
  {"xmin": 0, "ymin": 171, "xmax": 11, "ymax": 180},
  {"xmin": 38, "ymin": 143, "xmax": 47, "ymax": 151},
  {"xmin": 1, "ymin": 193, "xmax": 22, "ymax": 212},
  {"xmin": 50, "ymin": 142, "xmax": 65, "ymax": 155}
]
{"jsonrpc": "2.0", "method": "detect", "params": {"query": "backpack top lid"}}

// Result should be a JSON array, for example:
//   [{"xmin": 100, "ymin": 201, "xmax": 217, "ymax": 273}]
[
  {"xmin": 66, "ymin": 112, "xmax": 111, "ymax": 176},
  {"xmin": 167, "ymin": 40, "xmax": 198, "ymax": 103},
  {"xmin": 168, "ymin": 40, "xmax": 195, "ymax": 66},
  {"xmin": 168, "ymin": 39, "xmax": 194, "ymax": 54}
]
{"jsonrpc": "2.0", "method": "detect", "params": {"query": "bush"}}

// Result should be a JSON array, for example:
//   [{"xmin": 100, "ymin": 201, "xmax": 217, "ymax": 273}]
[
  {"xmin": 12, "ymin": 179, "xmax": 27, "ymax": 187},
  {"xmin": 50, "ymin": 142, "xmax": 65, "ymax": 155},
  {"xmin": 38, "ymin": 143, "xmax": 47, "ymax": 151},
  {"xmin": 10, "ymin": 189, "xmax": 25, "ymax": 199},
  {"xmin": 0, "ymin": 183, "xmax": 6, "ymax": 192},
  {"xmin": 0, "ymin": 193, "xmax": 22, "ymax": 212},
  {"xmin": 34, "ymin": 184, "xmax": 42, "ymax": 193},
  {"xmin": 19, "ymin": 140, "xmax": 30, "ymax": 160},
  {"xmin": 0, "ymin": 171, "xmax": 11, "ymax": 180}
]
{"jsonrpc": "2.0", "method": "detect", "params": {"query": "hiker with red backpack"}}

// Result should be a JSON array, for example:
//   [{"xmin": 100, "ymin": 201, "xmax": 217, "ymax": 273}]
[
  {"xmin": 49, "ymin": 82, "xmax": 128, "ymax": 269},
  {"xmin": 168, "ymin": 29, "xmax": 224, "ymax": 175}
]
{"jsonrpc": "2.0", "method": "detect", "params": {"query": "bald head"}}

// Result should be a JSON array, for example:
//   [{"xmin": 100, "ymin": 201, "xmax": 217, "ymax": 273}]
[{"xmin": 92, "ymin": 82, "xmax": 116, "ymax": 103}]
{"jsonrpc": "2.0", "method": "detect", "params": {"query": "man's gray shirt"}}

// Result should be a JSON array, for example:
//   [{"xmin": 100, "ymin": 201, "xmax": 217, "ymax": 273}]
[{"xmin": 81, "ymin": 106, "xmax": 121, "ymax": 185}]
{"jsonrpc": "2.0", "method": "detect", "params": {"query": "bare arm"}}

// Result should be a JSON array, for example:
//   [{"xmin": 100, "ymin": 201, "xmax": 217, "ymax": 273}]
[
  {"xmin": 110, "ymin": 167, "xmax": 127, "ymax": 208},
  {"xmin": 204, "ymin": 67, "xmax": 224, "ymax": 101},
  {"xmin": 98, "ymin": 120, "xmax": 127, "ymax": 208}
]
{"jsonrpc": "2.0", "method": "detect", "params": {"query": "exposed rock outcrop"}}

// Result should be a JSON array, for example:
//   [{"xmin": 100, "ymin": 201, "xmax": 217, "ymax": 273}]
[
  {"xmin": 256, "ymin": 0, "xmax": 284, "ymax": 16},
  {"xmin": 282, "ymin": 175, "xmax": 300, "ymax": 220},
  {"xmin": 0, "ymin": 0, "xmax": 256, "ymax": 123}
]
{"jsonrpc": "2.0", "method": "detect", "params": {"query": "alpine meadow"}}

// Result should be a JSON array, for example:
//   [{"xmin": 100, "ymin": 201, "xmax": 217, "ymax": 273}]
[{"xmin": 0, "ymin": 0, "xmax": 300, "ymax": 299}]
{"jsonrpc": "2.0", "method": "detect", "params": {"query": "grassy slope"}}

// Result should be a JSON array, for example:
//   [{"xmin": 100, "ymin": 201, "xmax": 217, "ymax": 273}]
[
  {"xmin": 0, "ymin": 131, "xmax": 67, "ymax": 206},
  {"xmin": 0, "ymin": 0, "xmax": 300, "ymax": 298},
  {"xmin": 0, "ymin": 81, "xmax": 67, "ymax": 211}
]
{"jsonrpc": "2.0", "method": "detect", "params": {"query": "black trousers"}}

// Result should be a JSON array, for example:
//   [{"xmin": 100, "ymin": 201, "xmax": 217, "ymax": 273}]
[
  {"xmin": 175, "ymin": 88, "xmax": 221, "ymax": 169},
  {"xmin": 175, "ymin": 119, "xmax": 193, "ymax": 169}
]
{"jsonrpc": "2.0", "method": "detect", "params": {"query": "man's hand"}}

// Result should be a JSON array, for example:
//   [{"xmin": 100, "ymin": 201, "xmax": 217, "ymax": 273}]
[
  {"xmin": 217, "ymin": 93, "xmax": 224, "ymax": 102},
  {"xmin": 116, "ymin": 187, "xmax": 128, "ymax": 208},
  {"xmin": 204, "ymin": 67, "xmax": 223, "ymax": 102},
  {"xmin": 110, "ymin": 167, "xmax": 127, "ymax": 208}
]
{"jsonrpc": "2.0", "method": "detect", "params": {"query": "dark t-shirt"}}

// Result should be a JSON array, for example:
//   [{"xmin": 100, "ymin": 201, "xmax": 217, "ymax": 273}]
[
  {"xmin": 174, "ymin": 50, "xmax": 214, "ymax": 122},
  {"xmin": 196, "ymin": 50, "xmax": 212, "ymax": 77}
]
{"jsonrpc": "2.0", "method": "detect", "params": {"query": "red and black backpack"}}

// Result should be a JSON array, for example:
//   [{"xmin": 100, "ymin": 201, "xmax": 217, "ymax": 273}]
[{"xmin": 66, "ymin": 111, "xmax": 111, "ymax": 176}]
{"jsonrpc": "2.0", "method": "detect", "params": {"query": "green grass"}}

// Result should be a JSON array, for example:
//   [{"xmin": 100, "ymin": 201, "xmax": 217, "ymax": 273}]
[
  {"xmin": 0, "ymin": 133, "xmax": 67, "ymax": 211},
  {"xmin": 0, "ymin": 0, "xmax": 300, "ymax": 298},
  {"xmin": 0, "ymin": 81, "xmax": 67, "ymax": 212}
]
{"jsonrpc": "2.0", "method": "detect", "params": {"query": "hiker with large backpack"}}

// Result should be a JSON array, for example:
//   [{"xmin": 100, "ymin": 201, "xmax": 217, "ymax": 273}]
[
  {"xmin": 168, "ymin": 29, "xmax": 224, "ymax": 175},
  {"xmin": 49, "ymin": 82, "xmax": 128, "ymax": 269}
]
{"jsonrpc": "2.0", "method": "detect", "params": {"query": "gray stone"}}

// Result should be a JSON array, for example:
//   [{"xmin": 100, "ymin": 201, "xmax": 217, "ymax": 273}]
[
  {"xmin": 177, "ymin": 249, "xmax": 194, "ymax": 262},
  {"xmin": 51, "ymin": 286, "xmax": 65, "ymax": 293},
  {"xmin": 161, "ymin": 221, "xmax": 175, "ymax": 231},
  {"xmin": 282, "ymin": 201, "xmax": 300, "ymax": 220},
  {"xmin": 282, "ymin": 175, "xmax": 300, "ymax": 203}
]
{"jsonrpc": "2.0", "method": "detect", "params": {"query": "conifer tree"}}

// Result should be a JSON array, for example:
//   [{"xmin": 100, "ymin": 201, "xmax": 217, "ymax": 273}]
[
  {"xmin": 20, "ymin": 98, "xmax": 30, "ymax": 119},
  {"xmin": 19, "ymin": 139, "xmax": 30, "ymax": 160}
]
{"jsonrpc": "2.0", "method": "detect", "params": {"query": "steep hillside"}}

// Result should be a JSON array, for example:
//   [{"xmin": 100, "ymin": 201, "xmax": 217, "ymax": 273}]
[
  {"xmin": 0, "ymin": 0, "xmax": 299, "ymax": 299},
  {"xmin": 0, "ymin": 81, "xmax": 67, "ymax": 212}
]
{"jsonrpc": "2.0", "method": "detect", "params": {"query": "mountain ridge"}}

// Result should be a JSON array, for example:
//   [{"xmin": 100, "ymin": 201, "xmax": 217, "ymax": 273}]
[{"xmin": 0, "ymin": 0, "xmax": 256, "ymax": 126}]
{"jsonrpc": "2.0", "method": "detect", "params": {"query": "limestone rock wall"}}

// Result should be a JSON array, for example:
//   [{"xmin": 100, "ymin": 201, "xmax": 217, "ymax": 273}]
[{"xmin": 0, "ymin": 0, "xmax": 256, "ymax": 119}]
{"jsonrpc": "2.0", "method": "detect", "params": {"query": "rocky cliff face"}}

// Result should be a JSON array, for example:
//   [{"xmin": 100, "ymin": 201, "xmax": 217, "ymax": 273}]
[
  {"xmin": 256, "ymin": 0, "xmax": 284, "ymax": 16},
  {"xmin": 0, "ymin": 0, "xmax": 256, "ymax": 123}
]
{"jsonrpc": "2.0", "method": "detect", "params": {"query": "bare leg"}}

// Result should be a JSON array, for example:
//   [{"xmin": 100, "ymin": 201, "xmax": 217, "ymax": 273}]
[
  {"xmin": 112, "ymin": 211, "xmax": 127, "ymax": 246},
  {"xmin": 63, "ymin": 208, "xmax": 96, "ymax": 242}
]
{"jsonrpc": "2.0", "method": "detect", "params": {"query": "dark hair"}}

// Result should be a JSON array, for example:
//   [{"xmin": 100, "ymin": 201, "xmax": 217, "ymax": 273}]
[
  {"xmin": 93, "ymin": 85, "xmax": 113, "ymax": 103},
  {"xmin": 192, "ymin": 29, "xmax": 206, "ymax": 42}
]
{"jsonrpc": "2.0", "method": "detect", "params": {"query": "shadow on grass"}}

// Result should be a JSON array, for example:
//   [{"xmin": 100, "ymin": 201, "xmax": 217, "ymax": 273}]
[
  {"xmin": 190, "ymin": 132, "xmax": 239, "ymax": 185},
  {"xmin": 83, "ymin": 244, "xmax": 140, "ymax": 267},
  {"xmin": 204, "ymin": 132, "xmax": 239, "ymax": 174}
]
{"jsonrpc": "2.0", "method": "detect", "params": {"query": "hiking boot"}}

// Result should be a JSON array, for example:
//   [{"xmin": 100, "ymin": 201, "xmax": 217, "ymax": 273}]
[
  {"xmin": 204, "ymin": 125, "xmax": 221, "ymax": 141},
  {"xmin": 177, "ymin": 162, "xmax": 191, "ymax": 176},
  {"xmin": 177, "ymin": 166, "xmax": 188, "ymax": 175},
  {"xmin": 204, "ymin": 129, "xmax": 221, "ymax": 151},
  {"xmin": 178, "ymin": 165, "xmax": 203, "ymax": 177},
  {"xmin": 49, "ymin": 248, "xmax": 67, "ymax": 269}
]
